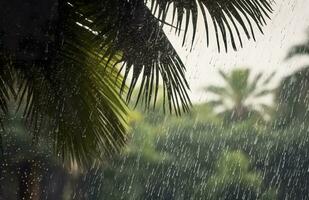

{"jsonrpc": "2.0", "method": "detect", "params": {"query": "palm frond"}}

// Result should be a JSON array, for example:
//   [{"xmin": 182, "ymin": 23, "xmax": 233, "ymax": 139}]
[
  {"xmin": 208, "ymin": 99, "xmax": 224, "ymax": 107},
  {"xmin": 71, "ymin": 0, "xmax": 191, "ymax": 115},
  {"xmin": 247, "ymin": 71, "xmax": 275, "ymax": 95},
  {"xmin": 218, "ymin": 70, "xmax": 230, "ymax": 83},
  {"xmin": 254, "ymin": 89, "xmax": 274, "ymax": 97},
  {"xmin": 206, "ymin": 85, "xmax": 230, "ymax": 97},
  {"xmin": 14, "ymin": 16, "xmax": 129, "ymax": 168},
  {"xmin": 0, "ymin": 53, "xmax": 15, "ymax": 129},
  {"xmin": 247, "ymin": 72, "xmax": 262, "ymax": 93},
  {"xmin": 147, "ymin": 0, "xmax": 273, "ymax": 51},
  {"xmin": 286, "ymin": 43, "xmax": 309, "ymax": 60},
  {"xmin": 262, "ymin": 71, "xmax": 275, "ymax": 85},
  {"xmin": 0, "ymin": 53, "xmax": 16, "ymax": 155}
]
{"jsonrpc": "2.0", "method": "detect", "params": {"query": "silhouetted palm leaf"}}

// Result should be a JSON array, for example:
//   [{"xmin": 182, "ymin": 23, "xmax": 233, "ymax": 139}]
[
  {"xmin": 286, "ymin": 44, "xmax": 309, "ymax": 60},
  {"xmin": 71, "ymin": 0, "xmax": 191, "ymax": 114},
  {"xmin": 0, "ymin": 53, "xmax": 15, "ymax": 129},
  {"xmin": 70, "ymin": 0, "xmax": 273, "ymax": 113},
  {"xmin": 3, "ymin": 12, "xmax": 129, "ymax": 168},
  {"xmin": 148, "ymin": 0, "xmax": 273, "ymax": 51}
]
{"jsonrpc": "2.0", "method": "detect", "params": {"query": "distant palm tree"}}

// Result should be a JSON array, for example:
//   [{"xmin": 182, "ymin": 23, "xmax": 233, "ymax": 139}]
[{"xmin": 206, "ymin": 68, "xmax": 275, "ymax": 121}]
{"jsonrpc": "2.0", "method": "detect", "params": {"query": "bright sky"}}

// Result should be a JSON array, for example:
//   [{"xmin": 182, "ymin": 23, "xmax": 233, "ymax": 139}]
[{"xmin": 163, "ymin": 0, "xmax": 309, "ymax": 103}]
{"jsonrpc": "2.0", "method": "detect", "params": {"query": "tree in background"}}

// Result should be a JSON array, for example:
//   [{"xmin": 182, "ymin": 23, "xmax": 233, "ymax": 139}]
[
  {"xmin": 276, "ymin": 67, "xmax": 309, "ymax": 126},
  {"xmin": 276, "ymin": 29, "xmax": 309, "ymax": 127},
  {"xmin": 60, "ymin": 74, "xmax": 309, "ymax": 200},
  {"xmin": 205, "ymin": 151, "xmax": 276, "ymax": 200},
  {"xmin": 206, "ymin": 68, "xmax": 275, "ymax": 121}
]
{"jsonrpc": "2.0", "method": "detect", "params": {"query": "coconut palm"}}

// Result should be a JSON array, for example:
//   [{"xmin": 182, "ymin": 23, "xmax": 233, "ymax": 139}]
[
  {"xmin": 206, "ymin": 68, "xmax": 275, "ymax": 121},
  {"xmin": 0, "ymin": 0, "xmax": 274, "ymax": 168}
]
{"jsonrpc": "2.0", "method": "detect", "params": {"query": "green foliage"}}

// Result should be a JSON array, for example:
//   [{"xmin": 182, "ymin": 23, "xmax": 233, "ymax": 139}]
[
  {"xmin": 276, "ymin": 32, "xmax": 309, "ymax": 127},
  {"xmin": 2, "ymin": 76, "xmax": 309, "ymax": 199},
  {"xmin": 0, "ymin": 110, "xmax": 66, "ymax": 199},
  {"xmin": 205, "ymin": 151, "xmax": 263, "ymax": 200},
  {"xmin": 9, "ymin": 28, "xmax": 129, "ymax": 168},
  {"xmin": 66, "ymin": 102, "xmax": 309, "ymax": 199},
  {"xmin": 276, "ymin": 66, "xmax": 309, "ymax": 127},
  {"xmin": 71, "ymin": 92, "xmax": 309, "ymax": 200}
]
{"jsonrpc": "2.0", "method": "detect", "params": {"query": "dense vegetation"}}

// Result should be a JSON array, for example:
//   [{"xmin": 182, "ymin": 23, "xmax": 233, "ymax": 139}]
[
  {"xmin": 1, "ymin": 64, "xmax": 309, "ymax": 199},
  {"xmin": 88, "ymin": 92, "xmax": 309, "ymax": 200}
]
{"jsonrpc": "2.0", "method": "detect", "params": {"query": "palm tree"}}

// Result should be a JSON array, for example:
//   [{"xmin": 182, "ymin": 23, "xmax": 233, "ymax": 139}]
[
  {"xmin": 0, "ymin": 0, "xmax": 274, "ymax": 168},
  {"xmin": 276, "ymin": 29, "xmax": 309, "ymax": 126},
  {"xmin": 206, "ymin": 68, "xmax": 275, "ymax": 121}
]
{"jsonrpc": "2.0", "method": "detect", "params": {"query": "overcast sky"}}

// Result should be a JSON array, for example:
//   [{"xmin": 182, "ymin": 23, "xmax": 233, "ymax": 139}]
[{"xmin": 163, "ymin": 0, "xmax": 309, "ymax": 103}]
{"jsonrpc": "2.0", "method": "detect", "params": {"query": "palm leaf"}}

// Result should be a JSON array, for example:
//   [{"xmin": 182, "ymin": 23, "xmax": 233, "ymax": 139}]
[
  {"xmin": 254, "ymin": 89, "xmax": 274, "ymax": 97},
  {"xmin": 286, "ymin": 43, "xmax": 309, "ymax": 60},
  {"xmin": 71, "ymin": 0, "xmax": 191, "ymax": 115},
  {"xmin": 206, "ymin": 85, "xmax": 230, "ymax": 97},
  {"xmin": 13, "ymin": 16, "xmax": 129, "ymax": 168},
  {"xmin": 0, "ymin": 53, "xmax": 15, "ymax": 128},
  {"xmin": 262, "ymin": 71, "xmax": 275, "ymax": 85},
  {"xmin": 208, "ymin": 99, "xmax": 224, "ymax": 107},
  {"xmin": 248, "ymin": 71, "xmax": 275, "ymax": 94},
  {"xmin": 247, "ymin": 72, "xmax": 262, "ymax": 94},
  {"xmin": 147, "ymin": 0, "xmax": 273, "ymax": 51},
  {"xmin": 218, "ymin": 70, "xmax": 230, "ymax": 83}
]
